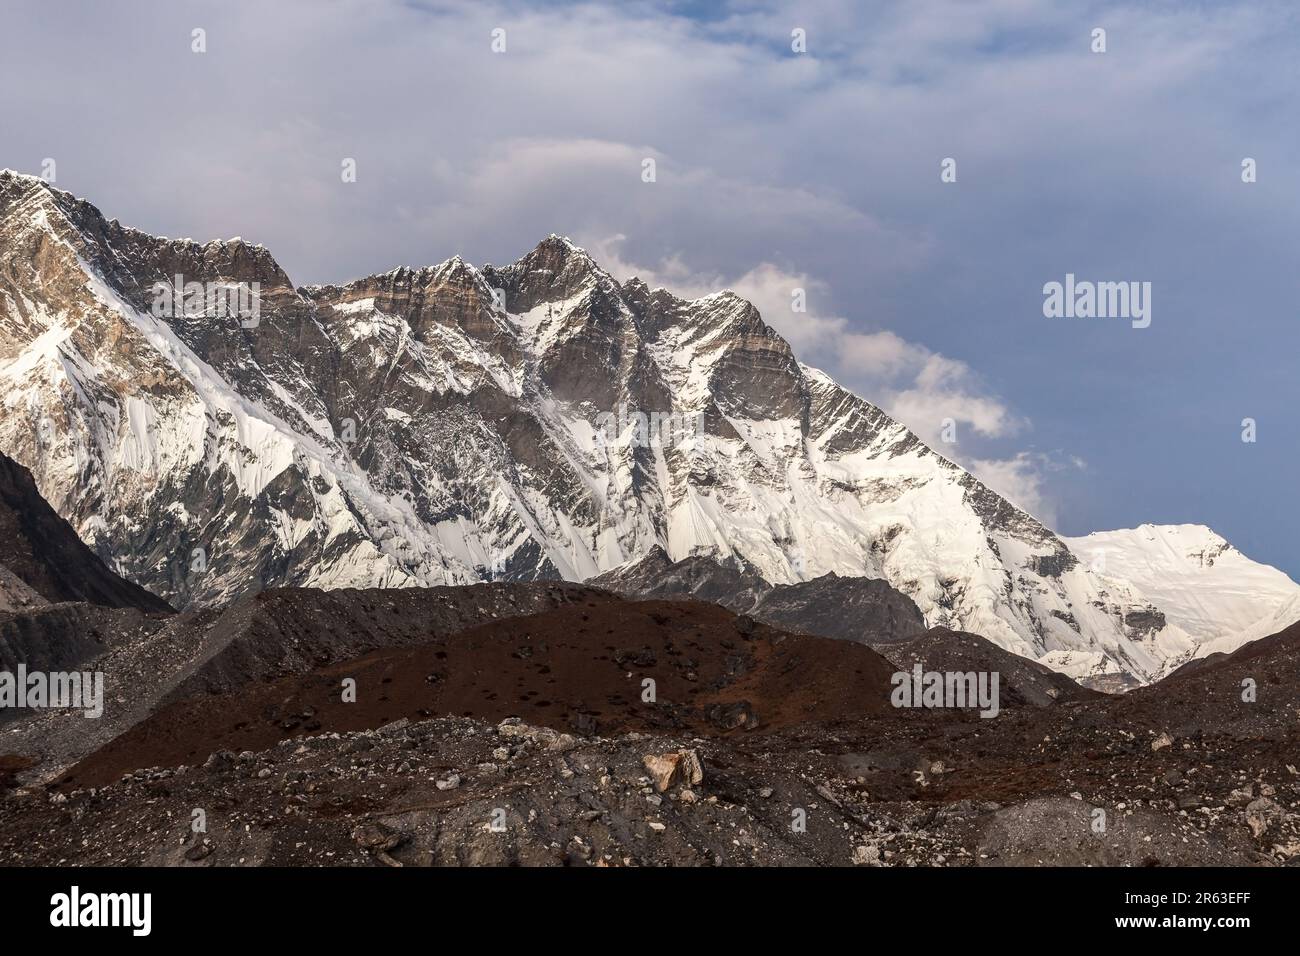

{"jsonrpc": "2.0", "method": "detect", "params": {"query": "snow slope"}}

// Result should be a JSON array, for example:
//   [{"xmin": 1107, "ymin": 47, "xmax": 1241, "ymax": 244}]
[{"xmin": 1066, "ymin": 524, "xmax": 1300, "ymax": 666}]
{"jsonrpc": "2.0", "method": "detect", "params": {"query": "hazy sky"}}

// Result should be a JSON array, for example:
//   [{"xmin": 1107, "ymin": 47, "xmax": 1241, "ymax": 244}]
[{"xmin": 2, "ymin": 0, "xmax": 1296, "ymax": 576}]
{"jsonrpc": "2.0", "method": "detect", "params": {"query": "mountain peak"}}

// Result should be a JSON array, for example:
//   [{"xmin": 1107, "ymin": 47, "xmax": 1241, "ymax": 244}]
[
  {"xmin": 0, "ymin": 168, "xmax": 70, "ymax": 223},
  {"xmin": 0, "ymin": 167, "xmax": 49, "ymax": 187},
  {"xmin": 431, "ymin": 253, "xmax": 487, "ymax": 283},
  {"xmin": 510, "ymin": 233, "xmax": 603, "ymax": 277},
  {"xmin": 1078, "ymin": 523, "xmax": 1231, "ymax": 553},
  {"xmin": 542, "ymin": 233, "xmax": 586, "ymax": 253}
]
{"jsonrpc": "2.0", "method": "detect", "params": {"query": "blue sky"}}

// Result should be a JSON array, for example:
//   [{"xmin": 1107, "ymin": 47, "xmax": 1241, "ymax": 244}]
[{"xmin": 2, "ymin": 0, "xmax": 1296, "ymax": 575}]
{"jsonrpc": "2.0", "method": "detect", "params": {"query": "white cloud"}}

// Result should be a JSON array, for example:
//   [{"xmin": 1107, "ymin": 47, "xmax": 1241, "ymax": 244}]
[
  {"xmin": 968, "ymin": 454, "xmax": 1055, "ymax": 525},
  {"xmin": 967, "ymin": 451, "xmax": 1089, "ymax": 529}
]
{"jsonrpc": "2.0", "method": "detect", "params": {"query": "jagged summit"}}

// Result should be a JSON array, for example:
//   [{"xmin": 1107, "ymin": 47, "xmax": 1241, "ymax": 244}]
[
  {"xmin": 0, "ymin": 168, "xmax": 59, "ymax": 194},
  {"xmin": 0, "ymin": 169, "xmax": 74, "ymax": 219},
  {"xmin": 534, "ymin": 233, "xmax": 589, "ymax": 256},
  {"xmin": 1, "ymin": 181, "xmax": 1295, "ymax": 683},
  {"xmin": 0, "ymin": 169, "xmax": 291, "ymax": 294}
]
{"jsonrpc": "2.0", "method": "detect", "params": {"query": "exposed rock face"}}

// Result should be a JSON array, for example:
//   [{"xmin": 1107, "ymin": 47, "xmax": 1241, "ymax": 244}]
[
  {"xmin": 0, "ymin": 170, "xmax": 1214, "ymax": 682},
  {"xmin": 750, "ymin": 572, "xmax": 928, "ymax": 645},
  {"xmin": 591, "ymin": 546, "xmax": 927, "ymax": 645},
  {"xmin": 590, "ymin": 546, "xmax": 768, "ymax": 608},
  {"xmin": 642, "ymin": 749, "xmax": 705, "ymax": 793},
  {"xmin": 643, "ymin": 753, "xmax": 683, "ymax": 792}
]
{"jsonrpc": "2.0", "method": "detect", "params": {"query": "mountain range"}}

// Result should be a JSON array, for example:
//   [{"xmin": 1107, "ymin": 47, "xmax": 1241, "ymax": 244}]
[{"xmin": 1, "ymin": 168, "xmax": 1295, "ymax": 684}]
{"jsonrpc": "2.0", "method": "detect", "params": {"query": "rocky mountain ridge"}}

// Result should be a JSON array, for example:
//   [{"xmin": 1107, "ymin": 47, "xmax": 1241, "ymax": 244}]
[{"xmin": 2, "ymin": 169, "xmax": 1293, "ymax": 683}]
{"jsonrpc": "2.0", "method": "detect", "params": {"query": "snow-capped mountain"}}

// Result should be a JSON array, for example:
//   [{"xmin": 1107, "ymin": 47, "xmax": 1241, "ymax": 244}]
[
  {"xmin": 1, "ymin": 169, "xmax": 1285, "ymax": 684},
  {"xmin": 1064, "ymin": 524, "xmax": 1300, "ymax": 665}
]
